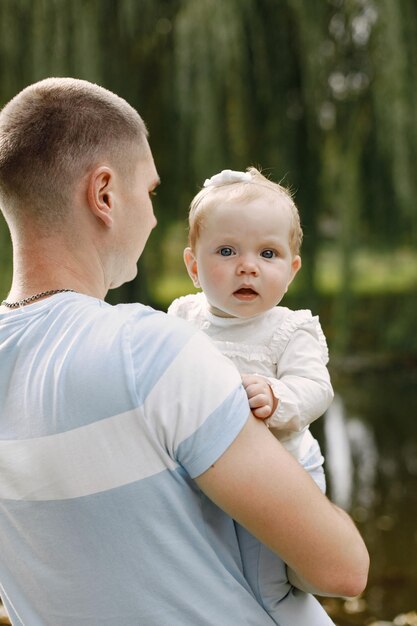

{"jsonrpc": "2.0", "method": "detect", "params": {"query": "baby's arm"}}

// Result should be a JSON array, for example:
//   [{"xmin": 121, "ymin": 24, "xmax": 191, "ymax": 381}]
[{"xmin": 265, "ymin": 323, "xmax": 334, "ymax": 432}]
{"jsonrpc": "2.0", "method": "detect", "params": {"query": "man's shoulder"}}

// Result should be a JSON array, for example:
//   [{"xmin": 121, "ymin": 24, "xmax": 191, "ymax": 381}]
[
  {"xmin": 37, "ymin": 296, "xmax": 198, "ymax": 357},
  {"xmin": 81, "ymin": 299, "xmax": 192, "ymax": 336}
]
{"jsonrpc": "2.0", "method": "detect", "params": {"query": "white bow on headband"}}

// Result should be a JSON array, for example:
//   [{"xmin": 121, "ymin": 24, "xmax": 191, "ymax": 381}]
[{"xmin": 203, "ymin": 169, "xmax": 251, "ymax": 188}]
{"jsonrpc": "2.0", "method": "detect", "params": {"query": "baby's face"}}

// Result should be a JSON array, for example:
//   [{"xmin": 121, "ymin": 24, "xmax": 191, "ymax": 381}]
[{"xmin": 185, "ymin": 197, "xmax": 301, "ymax": 318}]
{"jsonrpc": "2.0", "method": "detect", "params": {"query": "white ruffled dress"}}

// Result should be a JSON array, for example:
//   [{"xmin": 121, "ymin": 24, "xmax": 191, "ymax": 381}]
[{"xmin": 168, "ymin": 292, "xmax": 334, "ymax": 462}]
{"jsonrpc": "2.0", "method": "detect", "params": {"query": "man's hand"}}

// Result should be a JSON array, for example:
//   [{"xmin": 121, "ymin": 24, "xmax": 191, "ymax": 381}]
[{"xmin": 241, "ymin": 374, "xmax": 278, "ymax": 419}]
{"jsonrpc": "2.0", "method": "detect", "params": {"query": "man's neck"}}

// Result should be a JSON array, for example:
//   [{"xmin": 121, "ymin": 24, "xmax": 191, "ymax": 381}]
[{"xmin": 5, "ymin": 238, "xmax": 107, "ymax": 304}]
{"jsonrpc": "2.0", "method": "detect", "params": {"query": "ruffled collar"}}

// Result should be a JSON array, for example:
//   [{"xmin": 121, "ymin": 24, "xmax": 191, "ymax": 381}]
[{"xmin": 200, "ymin": 293, "xmax": 271, "ymax": 328}]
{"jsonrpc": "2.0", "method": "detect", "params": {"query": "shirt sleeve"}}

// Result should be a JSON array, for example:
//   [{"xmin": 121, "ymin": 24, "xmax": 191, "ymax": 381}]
[
  {"xmin": 130, "ymin": 309, "xmax": 250, "ymax": 478},
  {"xmin": 265, "ymin": 315, "xmax": 334, "ymax": 432}
]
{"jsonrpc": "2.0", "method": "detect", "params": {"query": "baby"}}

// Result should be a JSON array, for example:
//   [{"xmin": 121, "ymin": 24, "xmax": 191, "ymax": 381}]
[{"xmin": 168, "ymin": 167, "xmax": 335, "ymax": 624}]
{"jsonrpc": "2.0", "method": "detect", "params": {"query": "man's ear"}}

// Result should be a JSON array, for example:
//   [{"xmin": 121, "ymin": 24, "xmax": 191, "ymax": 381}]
[
  {"xmin": 87, "ymin": 166, "xmax": 114, "ymax": 228},
  {"xmin": 183, "ymin": 247, "xmax": 200, "ymax": 288}
]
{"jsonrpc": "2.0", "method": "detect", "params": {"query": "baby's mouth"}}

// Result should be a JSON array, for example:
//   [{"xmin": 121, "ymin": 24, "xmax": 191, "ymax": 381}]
[
  {"xmin": 235, "ymin": 288, "xmax": 257, "ymax": 295},
  {"xmin": 233, "ymin": 287, "xmax": 258, "ymax": 300}
]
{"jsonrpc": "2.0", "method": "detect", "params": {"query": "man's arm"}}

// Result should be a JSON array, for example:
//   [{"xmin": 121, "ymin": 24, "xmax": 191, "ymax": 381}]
[{"xmin": 196, "ymin": 414, "xmax": 369, "ymax": 598}]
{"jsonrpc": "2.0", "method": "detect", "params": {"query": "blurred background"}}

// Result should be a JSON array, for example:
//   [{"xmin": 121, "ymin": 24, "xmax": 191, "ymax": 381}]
[{"xmin": 0, "ymin": 1, "xmax": 416, "ymax": 625}]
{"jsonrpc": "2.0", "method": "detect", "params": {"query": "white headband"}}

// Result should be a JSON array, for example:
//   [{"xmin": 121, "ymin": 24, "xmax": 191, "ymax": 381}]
[{"xmin": 203, "ymin": 169, "xmax": 251, "ymax": 188}]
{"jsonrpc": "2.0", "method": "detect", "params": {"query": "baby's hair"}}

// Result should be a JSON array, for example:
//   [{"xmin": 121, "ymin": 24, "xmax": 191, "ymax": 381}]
[
  {"xmin": 0, "ymin": 77, "xmax": 148, "ymax": 231},
  {"xmin": 188, "ymin": 167, "xmax": 303, "ymax": 256}
]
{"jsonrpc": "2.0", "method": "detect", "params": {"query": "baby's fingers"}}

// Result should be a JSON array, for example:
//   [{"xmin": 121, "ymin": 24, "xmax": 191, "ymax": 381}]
[
  {"xmin": 248, "ymin": 394, "xmax": 272, "ymax": 419},
  {"xmin": 241, "ymin": 374, "xmax": 261, "ymax": 389},
  {"xmin": 252, "ymin": 405, "xmax": 273, "ymax": 419}
]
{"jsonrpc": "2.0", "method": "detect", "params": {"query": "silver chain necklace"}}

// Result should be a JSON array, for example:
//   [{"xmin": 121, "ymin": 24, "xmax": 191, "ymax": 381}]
[{"xmin": 1, "ymin": 289, "xmax": 75, "ymax": 309}]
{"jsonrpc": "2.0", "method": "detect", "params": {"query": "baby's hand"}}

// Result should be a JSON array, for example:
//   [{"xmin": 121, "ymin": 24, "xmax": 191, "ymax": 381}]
[{"xmin": 241, "ymin": 374, "xmax": 277, "ymax": 419}]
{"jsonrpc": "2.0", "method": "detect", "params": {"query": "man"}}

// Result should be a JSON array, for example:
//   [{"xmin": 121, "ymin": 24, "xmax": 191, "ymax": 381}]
[{"xmin": 0, "ymin": 78, "xmax": 368, "ymax": 625}]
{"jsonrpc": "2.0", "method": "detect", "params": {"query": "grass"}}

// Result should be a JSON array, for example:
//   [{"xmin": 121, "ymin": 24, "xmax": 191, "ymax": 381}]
[{"xmin": 317, "ymin": 247, "xmax": 417, "ymax": 295}]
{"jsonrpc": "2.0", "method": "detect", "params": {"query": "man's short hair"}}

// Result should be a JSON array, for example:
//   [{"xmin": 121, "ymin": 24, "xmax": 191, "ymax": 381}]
[{"xmin": 0, "ymin": 77, "xmax": 148, "ymax": 229}]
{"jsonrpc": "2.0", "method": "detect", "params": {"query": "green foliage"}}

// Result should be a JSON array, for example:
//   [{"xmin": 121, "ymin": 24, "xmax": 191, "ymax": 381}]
[
  {"xmin": 0, "ymin": 215, "xmax": 12, "ymax": 300},
  {"xmin": 0, "ymin": 0, "xmax": 416, "ymax": 353}
]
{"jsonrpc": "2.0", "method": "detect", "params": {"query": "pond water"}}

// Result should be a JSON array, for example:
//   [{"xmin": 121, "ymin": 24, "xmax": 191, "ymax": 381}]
[{"xmin": 312, "ymin": 360, "xmax": 417, "ymax": 625}]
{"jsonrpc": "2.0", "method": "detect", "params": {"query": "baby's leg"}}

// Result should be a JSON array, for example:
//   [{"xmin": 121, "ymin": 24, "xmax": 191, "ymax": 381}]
[
  {"xmin": 299, "ymin": 437, "xmax": 326, "ymax": 494},
  {"xmin": 236, "ymin": 438, "xmax": 335, "ymax": 624},
  {"xmin": 236, "ymin": 523, "xmax": 335, "ymax": 625}
]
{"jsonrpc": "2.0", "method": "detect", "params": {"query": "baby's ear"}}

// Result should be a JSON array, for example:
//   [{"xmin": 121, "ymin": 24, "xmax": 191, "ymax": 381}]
[
  {"xmin": 285, "ymin": 255, "xmax": 302, "ymax": 292},
  {"xmin": 291, "ymin": 255, "xmax": 302, "ymax": 280},
  {"xmin": 183, "ymin": 247, "xmax": 200, "ymax": 288}
]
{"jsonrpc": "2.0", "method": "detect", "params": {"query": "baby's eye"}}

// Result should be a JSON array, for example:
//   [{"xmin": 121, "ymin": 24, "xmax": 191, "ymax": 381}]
[
  {"xmin": 261, "ymin": 249, "xmax": 276, "ymax": 259},
  {"xmin": 218, "ymin": 247, "xmax": 234, "ymax": 257}
]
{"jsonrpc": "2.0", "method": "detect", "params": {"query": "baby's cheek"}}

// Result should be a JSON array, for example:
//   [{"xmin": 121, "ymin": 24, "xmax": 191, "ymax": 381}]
[{"xmin": 208, "ymin": 264, "xmax": 228, "ymax": 284}]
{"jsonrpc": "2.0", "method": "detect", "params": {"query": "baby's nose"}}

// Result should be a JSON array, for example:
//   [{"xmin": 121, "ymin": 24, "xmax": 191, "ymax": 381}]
[{"xmin": 237, "ymin": 257, "xmax": 259, "ymax": 275}]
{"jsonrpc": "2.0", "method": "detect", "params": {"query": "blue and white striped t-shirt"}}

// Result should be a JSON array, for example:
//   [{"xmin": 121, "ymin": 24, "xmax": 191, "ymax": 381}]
[{"xmin": 0, "ymin": 293, "xmax": 277, "ymax": 626}]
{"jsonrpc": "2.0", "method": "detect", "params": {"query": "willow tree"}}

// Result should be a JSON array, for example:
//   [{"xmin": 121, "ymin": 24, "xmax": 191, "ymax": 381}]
[
  {"xmin": 0, "ymin": 0, "xmax": 179, "ymax": 304},
  {"xmin": 0, "ymin": 0, "xmax": 417, "ymax": 353},
  {"xmin": 173, "ymin": 0, "xmax": 328, "ymax": 303},
  {"xmin": 368, "ymin": 0, "xmax": 417, "ymax": 244},
  {"xmin": 172, "ymin": 0, "xmax": 417, "ymax": 350},
  {"xmin": 288, "ymin": 0, "xmax": 378, "ymax": 349}
]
